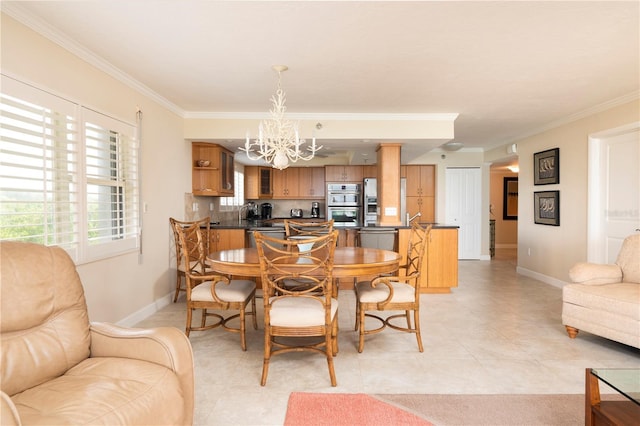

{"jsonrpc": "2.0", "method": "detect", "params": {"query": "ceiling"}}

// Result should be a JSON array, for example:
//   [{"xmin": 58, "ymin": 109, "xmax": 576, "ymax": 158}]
[{"xmin": 4, "ymin": 1, "xmax": 639, "ymax": 169}]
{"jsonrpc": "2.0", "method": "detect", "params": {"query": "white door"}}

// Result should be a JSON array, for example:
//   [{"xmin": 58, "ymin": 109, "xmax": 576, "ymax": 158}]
[
  {"xmin": 445, "ymin": 167, "xmax": 482, "ymax": 259},
  {"xmin": 588, "ymin": 124, "xmax": 640, "ymax": 263}
]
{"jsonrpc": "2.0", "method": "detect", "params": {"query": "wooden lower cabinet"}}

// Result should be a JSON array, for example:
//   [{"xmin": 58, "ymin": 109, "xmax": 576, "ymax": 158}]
[
  {"xmin": 397, "ymin": 227, "xmax": 458, "ymax": 293},
  {"xmin": 209, "ymin": 229, "xmax": 245, "ymax": 253}
]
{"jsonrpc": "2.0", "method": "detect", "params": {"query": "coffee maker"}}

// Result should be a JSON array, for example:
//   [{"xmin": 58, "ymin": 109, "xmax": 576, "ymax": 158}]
[
  {"xmin": 260, "ymin": 203, "xmax": 272, "ymax": 219},
  {"xmin": 311, "ymin": 201, "xmax": 320, "ymax": 218}
]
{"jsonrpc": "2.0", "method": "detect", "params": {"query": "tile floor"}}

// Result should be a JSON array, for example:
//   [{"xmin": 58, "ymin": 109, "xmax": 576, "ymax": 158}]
[{"xmin": 135, "ymin": 249, "xmax": 640, "ymax": 425}]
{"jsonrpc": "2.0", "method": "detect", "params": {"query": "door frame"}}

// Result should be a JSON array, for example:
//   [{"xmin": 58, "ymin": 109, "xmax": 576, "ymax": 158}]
[{"xmin": 587, "ymin": 121, "xmax": 640, "ymax": 262}]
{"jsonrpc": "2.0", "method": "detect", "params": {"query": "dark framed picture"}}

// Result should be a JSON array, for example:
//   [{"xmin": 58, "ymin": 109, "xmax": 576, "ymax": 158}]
[
  {"xmin": 534, "ymin": 190, "xmax": 560, "ymax": 226},
  {"xmin": 534, "ymin": 148, "xmax": 559, "ymax": 185},
  {"xmin": 503, "ymin": 177, "xmax": 518, "ymax": 220}
]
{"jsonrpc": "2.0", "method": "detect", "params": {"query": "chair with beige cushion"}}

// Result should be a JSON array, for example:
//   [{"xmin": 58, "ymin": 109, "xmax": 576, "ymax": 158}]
[
  {"xmin": 0, "ymin": 241, "xmax": 195, "ymax": 425},
  {"xmin": 284, "ymin": 219, "xmax": 334, "ymax": 238},
  {"xmin": 354, "ymin": 222, "xmax": 431, "ymax": 353},
  {"xmin": 254, "ymin": 230, "xmax": 339, "ymax": 386},
  {"xmin": 562, "ymin": 233, "xmax": 640, "ymax": 348},
  {"xmin": 172, "ymin": 218, "xmax": 257, "ymax": 350}
]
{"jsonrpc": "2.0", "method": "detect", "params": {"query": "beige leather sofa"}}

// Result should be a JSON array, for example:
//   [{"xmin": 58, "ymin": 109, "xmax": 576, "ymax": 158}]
[
  {"xmin": 1, "ymin": 241, "xmax": 195, "ymax": 425},
  {"xmin": 562, "ymin": 234, "xmax": 640, "ymax": 349}
]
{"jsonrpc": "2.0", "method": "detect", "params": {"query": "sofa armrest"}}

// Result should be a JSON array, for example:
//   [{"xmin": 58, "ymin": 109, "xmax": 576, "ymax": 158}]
[
  {"xmin": 569, "ymin": 262, "xmax": 622, "ymax": 285},
  {"xmin": 89, "ymin": 323, "xmax": 194, "ymax": 424},
  {"xmin": 1, "ymin": 391, "xmax": 20, "ymax": 426}
]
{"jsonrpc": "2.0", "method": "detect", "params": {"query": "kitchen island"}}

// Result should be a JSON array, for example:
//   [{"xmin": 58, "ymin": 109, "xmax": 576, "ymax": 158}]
[{"xmin": 204, "ymin": 219, "xmax": 458, "ymax": 292}]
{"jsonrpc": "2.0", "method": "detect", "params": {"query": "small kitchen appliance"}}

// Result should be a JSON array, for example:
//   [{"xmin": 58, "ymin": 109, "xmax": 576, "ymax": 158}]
[
  {"xmin": 311, "ymin": 201, "xmax": 320, "ymax": 218},
  {"xmin": 260, "ymin": 202, "xmax": 272, "ymax": 219},
  {"xmin": 246, "ymin": 202, "xmax": 258, "ymax": 220},
  {"xmin": 290, "ymin": 208, "xmax": 303, "ymax": 218}
]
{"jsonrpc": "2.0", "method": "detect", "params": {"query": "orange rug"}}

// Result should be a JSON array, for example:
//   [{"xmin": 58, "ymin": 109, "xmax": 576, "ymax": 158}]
[{"xmin": 284, "ymin": 392, "xmax": 433, "ymax": 426}]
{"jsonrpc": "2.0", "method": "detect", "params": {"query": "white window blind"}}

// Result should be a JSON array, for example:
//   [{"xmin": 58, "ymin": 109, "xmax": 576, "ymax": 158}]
[{"xmin": 0, "ymin": 75, "xmax": 139, "ymax": 262}]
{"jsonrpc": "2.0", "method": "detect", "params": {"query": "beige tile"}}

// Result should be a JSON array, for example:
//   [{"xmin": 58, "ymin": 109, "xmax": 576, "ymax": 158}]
[{"xmin": 136, "ymin": 250, "xmax": 640, "ymax": 425}]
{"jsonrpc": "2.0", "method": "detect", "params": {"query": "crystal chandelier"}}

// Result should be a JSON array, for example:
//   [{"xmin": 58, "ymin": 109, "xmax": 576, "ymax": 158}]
[{"xmin": 242, "ymin": 65, "xmax": 322, "ymax": 170}]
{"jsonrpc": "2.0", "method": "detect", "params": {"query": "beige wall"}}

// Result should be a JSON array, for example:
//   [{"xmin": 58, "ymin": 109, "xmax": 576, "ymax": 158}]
[
  {"xmin": 2, "ymin": 15, "xmax": 191, "ymax": 324},
  {"xmin": 514, "ymin": 100, "xmax": 639, "ymax": 285}
]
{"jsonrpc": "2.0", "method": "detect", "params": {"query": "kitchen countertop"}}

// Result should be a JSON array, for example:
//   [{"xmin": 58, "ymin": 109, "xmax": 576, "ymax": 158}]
[{"xmin": 209, "ymin": 218, "xmax": 458, "ymax": 230}]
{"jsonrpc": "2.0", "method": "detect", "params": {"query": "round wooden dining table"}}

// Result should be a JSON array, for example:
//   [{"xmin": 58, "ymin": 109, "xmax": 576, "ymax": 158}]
[{"xmin": 207, "ymin": 246, "xmax": 401, "ymax": 279}]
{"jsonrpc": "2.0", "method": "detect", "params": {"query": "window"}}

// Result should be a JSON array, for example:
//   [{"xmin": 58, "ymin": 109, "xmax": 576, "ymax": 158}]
[
  {"xmin": 220, "ymin": 166, "xmax": 244, "ymax": 209},
  {"xmin": 0, "ymin": 75, "xmax": 139, "ymax": 263}
]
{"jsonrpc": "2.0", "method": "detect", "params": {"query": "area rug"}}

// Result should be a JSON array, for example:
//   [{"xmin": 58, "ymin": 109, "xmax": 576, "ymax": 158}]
[
  {"xmin": 285, "ymin": 393, "xmax": 586, "ymax": 425},
  {"xmin": 284, "ymin": 392, "xmax": 434, "ymax": 426},
  {"xmin": 374, "ymin": 394, "xmax": 584, "ymax": 425}
]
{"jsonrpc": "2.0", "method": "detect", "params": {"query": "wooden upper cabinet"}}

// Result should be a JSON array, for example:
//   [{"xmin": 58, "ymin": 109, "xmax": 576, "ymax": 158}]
[
  {"xmin": 272, "ymin": 167, "xmax": 325, "ymax": 199},
  {"xmin": 325, "ymin": 165, "xmax": 363, "ymax": 183},
  {"xmin": 245, "ymin": 166, "xmax": 273, "ymax": 199},
  {"xmin": 192, "ymin": 142, "xmax": 234, "ymax": 196},
  {"xmin": 405, "ymin": 165, "xmax": 436, "ymax": 222},
  {"xmin": 362, "ymin": 165, "xmax": 377, "ymax": 178},
  {"xmin": 272, "ymin": 167, "xmax": 299, "ymax": 198},
  {"xmin": 405, "ymin": 165, "xmax": 435, "ymax": 197},
  {"xmin": 298, "ymin": 167, "xmax": 325, "ymax": 199}
]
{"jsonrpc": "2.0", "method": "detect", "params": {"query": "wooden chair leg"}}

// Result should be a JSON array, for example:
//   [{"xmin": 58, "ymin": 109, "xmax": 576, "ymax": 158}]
[
  {"xmin": 414, "ymin": 309, "xmax": 423, "ymax": 352},
  {"xmin": 358, "ymin": 305, "xmax": 366, "ymax": 353},
  {"xmin": 185, "ymin": 307, "xmax": 193, "ymax": 337},
  {"xmin": 261, "ymin": 331, "xmax": 271, "ymax": 386},
  {"xmin": 239, "ymin": 308, "xmax": 247, "ymax": 351}
]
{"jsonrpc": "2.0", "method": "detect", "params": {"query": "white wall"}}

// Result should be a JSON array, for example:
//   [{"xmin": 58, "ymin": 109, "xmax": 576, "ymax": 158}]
[{"xmin": 2, "ymin": 14, "xmax": 191, "ymax": 323}]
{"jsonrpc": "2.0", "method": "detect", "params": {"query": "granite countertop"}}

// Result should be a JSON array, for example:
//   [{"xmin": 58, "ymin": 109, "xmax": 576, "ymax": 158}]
[{"xmin": 209, "ymin": 218, "xmax": 458, "ymax": 230}]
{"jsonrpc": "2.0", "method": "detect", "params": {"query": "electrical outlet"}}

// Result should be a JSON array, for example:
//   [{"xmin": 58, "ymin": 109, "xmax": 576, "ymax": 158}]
[{"xmin": 528, "ymin": 247, "xmax": 531, "ymax": 256}]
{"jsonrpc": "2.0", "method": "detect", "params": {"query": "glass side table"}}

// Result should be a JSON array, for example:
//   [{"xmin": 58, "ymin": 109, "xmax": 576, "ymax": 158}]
[{"xmin": 586, "ymin": 368, "xmax": 640, "ymax": 426}]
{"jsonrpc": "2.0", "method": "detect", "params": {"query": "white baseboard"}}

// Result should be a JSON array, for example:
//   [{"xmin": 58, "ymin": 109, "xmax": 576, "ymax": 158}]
[
  {"xmin": 517, "ymin": 266, "xmax": 568, "ymax": 289},
  {"xmin": 116, "ymin": 293, "xmax": 173, "ymax": 327}
]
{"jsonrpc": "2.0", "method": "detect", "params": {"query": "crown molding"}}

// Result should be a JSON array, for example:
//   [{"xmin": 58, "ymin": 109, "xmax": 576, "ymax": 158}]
[
  {"xmin": 487, "ymin": 90, "xmax": 640, "ymax": 151},
  {"xmin": 183, "ymin": 111, "xmax": 459, "ymax": 121},
  {"xmin": 2, "ymin": 3, "xmax": 185, "ymax": 117}
]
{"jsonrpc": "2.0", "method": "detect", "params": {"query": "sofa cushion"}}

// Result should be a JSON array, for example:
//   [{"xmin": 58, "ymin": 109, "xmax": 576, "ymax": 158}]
[
  {"xmin": 10, "ymin": 357, "xmax": 185, "ymax": 425},
  {"xmin": 1, "ymin": 242, "xmax": 91, "ymax": 396},
  {"xmin": 563, "ymin": 282, "xmax": 640, "ymax": 321},
  {"xmin": 617, "ymin": 234, "xmax": 640, "ymax": 284}
]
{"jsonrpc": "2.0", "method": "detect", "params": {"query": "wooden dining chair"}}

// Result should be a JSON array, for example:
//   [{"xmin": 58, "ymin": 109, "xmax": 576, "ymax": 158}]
[
  {"xmin": 284, "ymin": 219, "xmax": 334, "ymax": 238},
  {"xmin": 354, "ymin": 222, "xmax": 432, "ymax": 353},
  {"xmin": 169, "ymin": 217, "xmax": 211, "ymax": 302},
  {"xmin": 172, "ymin": 218, "xmax": 257, "ymax": 350},
  {"xmin": 254, "ymin": 229, "xmax": 339, "ymax": 386}
]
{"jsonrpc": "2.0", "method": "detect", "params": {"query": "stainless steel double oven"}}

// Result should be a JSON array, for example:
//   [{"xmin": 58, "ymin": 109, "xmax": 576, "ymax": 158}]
[{"xmin": 326, "ymin": 183, "xmax": 361, "ymax": 226}]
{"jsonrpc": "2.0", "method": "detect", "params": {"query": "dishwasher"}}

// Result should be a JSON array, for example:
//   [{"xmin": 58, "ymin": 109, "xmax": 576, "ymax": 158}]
[
  {"xmin": 357, "ymin": 228, "xmax": 398, "ymax": 251},
  {"xmin": 247, "ymin": 228, "xmax": 286, "ymax": 248}
]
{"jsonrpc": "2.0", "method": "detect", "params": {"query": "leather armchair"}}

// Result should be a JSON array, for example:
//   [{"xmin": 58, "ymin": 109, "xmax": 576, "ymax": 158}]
[{"xmin": 1, "ymin": 241, "xmax": 195, "ymax": 425}]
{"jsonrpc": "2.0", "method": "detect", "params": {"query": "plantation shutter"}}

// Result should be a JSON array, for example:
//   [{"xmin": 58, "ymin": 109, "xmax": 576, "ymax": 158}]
[{"xmin": 0, "ymin": 76, "xmax": 80, "ymax": 259}]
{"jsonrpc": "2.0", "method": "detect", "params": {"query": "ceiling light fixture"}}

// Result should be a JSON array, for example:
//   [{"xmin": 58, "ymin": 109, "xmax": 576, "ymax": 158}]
[
  {"xmin": 242, "ymin": 65, "xmax": 322, "ymax": 170},
  {"xmin": 442, "ymin": 141, "xmax": 464, "ymax": 151}
]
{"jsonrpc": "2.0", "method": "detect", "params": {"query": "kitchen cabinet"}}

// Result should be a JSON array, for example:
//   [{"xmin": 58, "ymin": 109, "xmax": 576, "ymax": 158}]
[
  {"xmin": 298, "ymin": 167, "xmax": 325, "ymax": 198},
  {"xmin": 192, "ymin": 142, "xmax": 234, "ymax": 196},
  {"xmin": 272, "ymin": 167, "xmax": 325, "ymax": 199},
  {"xmin": 272, "ymin": 167, "xmax": 299, "ymax": 198},
  {"xmin": 325, "ymin": 165, "xmax": 363, "ymax": 183},
  {"xmin": 245, "ymin": 166, "xmax": 273, "ymax": 199},
  {"xmin": 208, "ymin": 229, "xmax": 245, "ymax": 253},
  {"xmin": 398, "ymin": 227, "xmax": 458, "ymax": 293},
  {"xmin": 362, "ymin": 165, "xmax": 377, "ymax": 178},
  {"xmin": 405, "ymin": 165, "xmax": 435, "ymax": 222}
]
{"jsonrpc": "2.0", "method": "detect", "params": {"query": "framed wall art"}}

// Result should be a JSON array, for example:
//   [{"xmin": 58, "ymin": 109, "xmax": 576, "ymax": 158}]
[
  {"xmin": 534, "ymin": 190, "xmax": 560, "ymax": 226},
  {"xmin": 503, "ymin": 177, "xmax": 518, "ymax": 220},
  {"xmin": 534, "ymin": 148, "xmax": 559, "ymax": 185}
]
